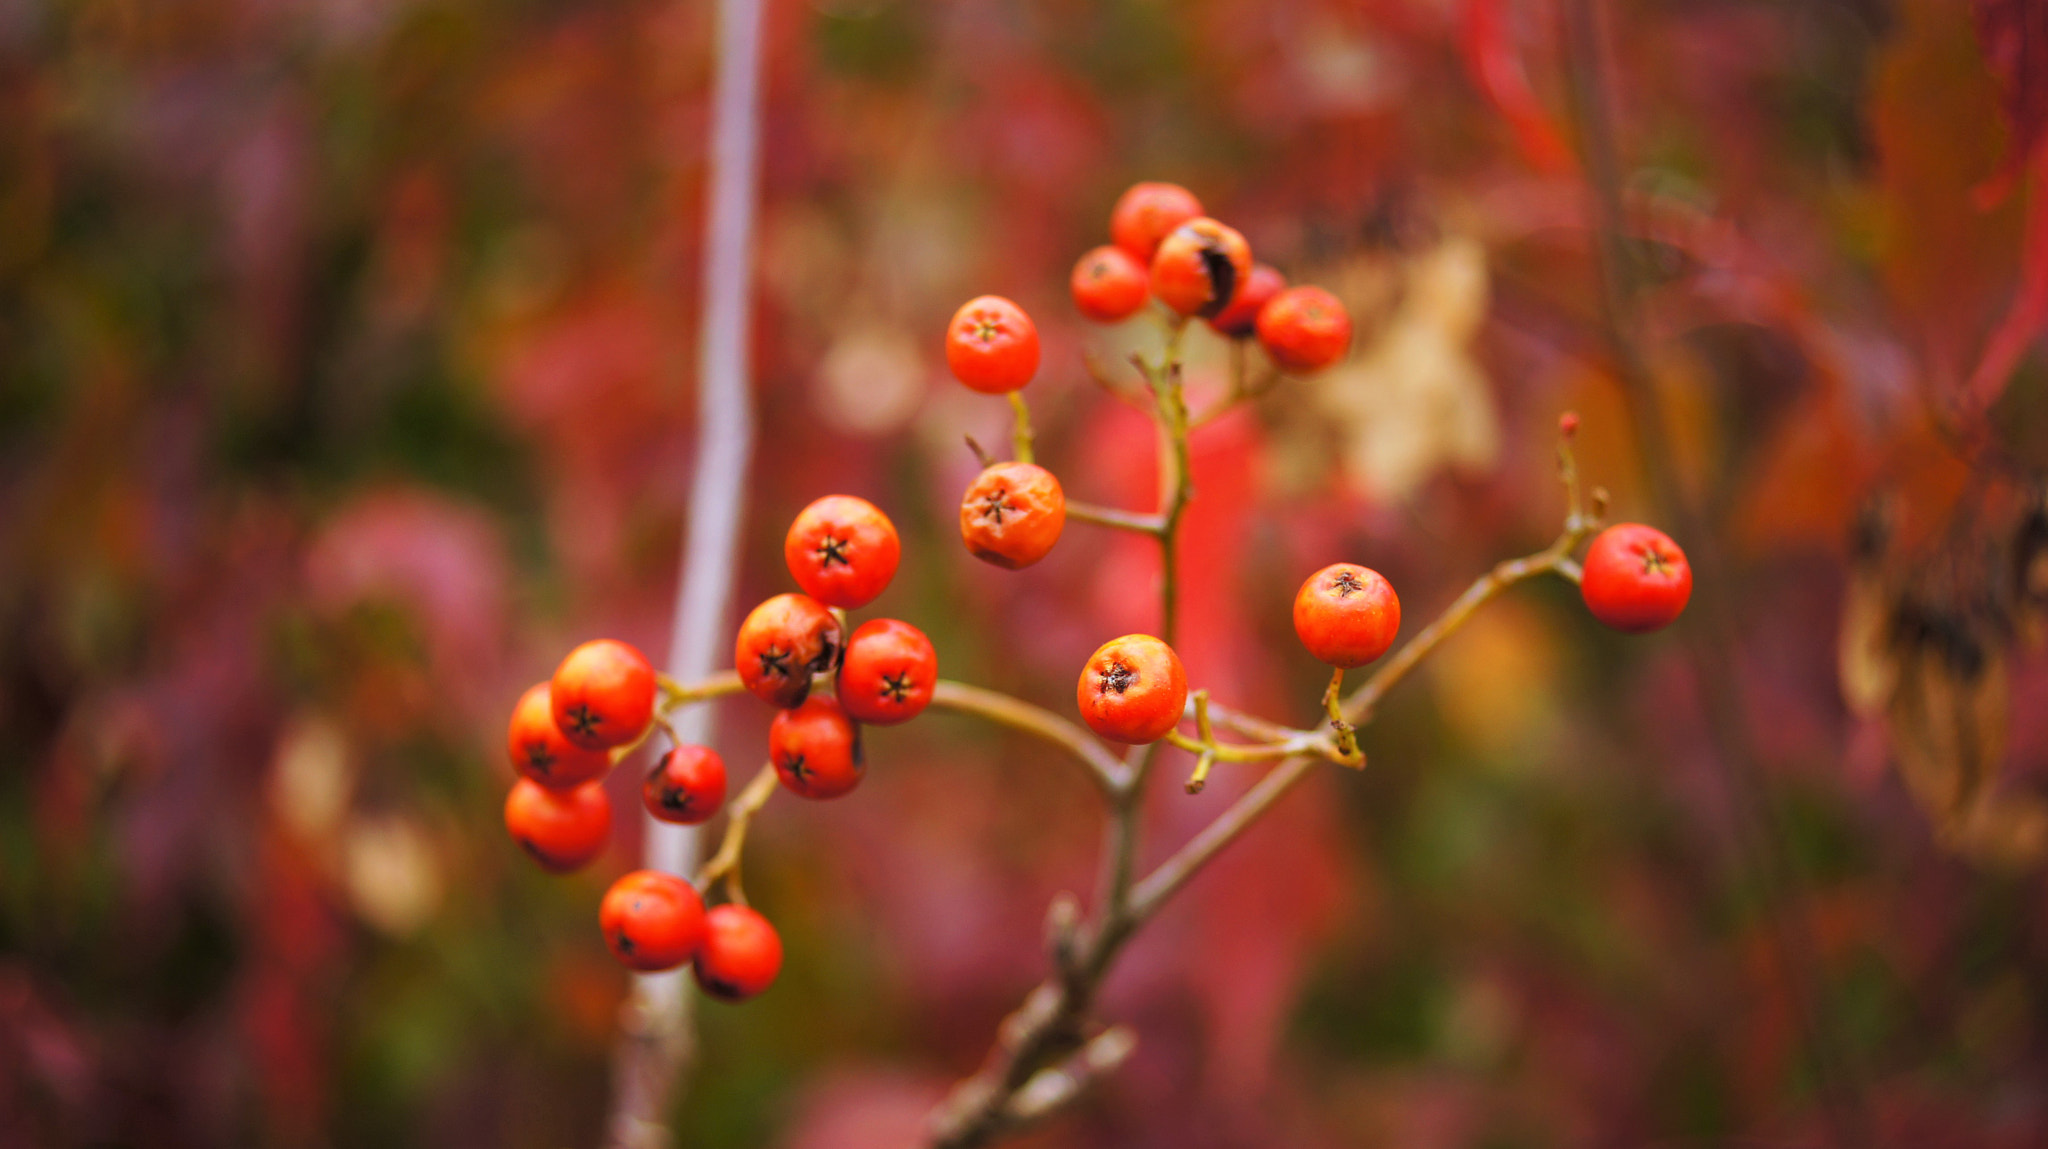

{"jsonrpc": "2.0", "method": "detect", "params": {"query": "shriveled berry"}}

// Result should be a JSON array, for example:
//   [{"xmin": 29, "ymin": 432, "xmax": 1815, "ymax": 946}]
[
  {"xmin": 960, "ymin": 462, "xmax": 1065, "ymax": 569},
  {"xmin": 735, "ymin": 594, "xmax": 843, "ymax": 709},
  {"xmin": 1207, "ymin": 263, "xmax": 1286, "ymax": 338},
  {"xmin": 1150, "ymin": 217, "xmax": 1253, "ymax": 319}
]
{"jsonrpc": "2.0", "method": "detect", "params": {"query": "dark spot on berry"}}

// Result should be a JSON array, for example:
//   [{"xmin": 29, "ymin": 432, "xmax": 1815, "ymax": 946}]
[
  {"xmin": 701, "ymin": 975, "xmax": 743, "ymax": 1001},
  {"xmin": 565, "ymin": 702, "xmax": 600, "ymax": 737},
  {"xmin": 814, "ymin": 534, "xmax": 851, "ymax": 568},
  {"xmin": 783, "ymin": 753, "xmax": 810, "ymax": 785},
  {"xmin": 1196, "ymin": 243, "xmax": 1237, "ymax": 318},
  {"xmin": 1100, "ymin": 659, "xmax": 1137, "ymax": 695},
  {"xmin": 880, "ymin": 671, "xmax": 912, "ymax": 703},
  {"xmin": 1331, "ymin": 570, "xmax": 1365, "ymax": 597},
  {"xmin": 758, "ymin": 647, "xmax": 793, "ymax": 680},
  {"xmin": 978, "ymin": 489, "xmax": 1013, "ymax": 525},
  {"xmin": 614, "ymin": 929, "xmax": 636, "ymax": 957},
  {"xmin": 973, "ymin": 316, "xmax": 1001, "ymax": 343},
  {"xmin": 525, "ymin": 742, "xmax": 556, "ymax": 774},
  {"xmin": 809, "ymin": 634, "xmax": 840, "ymax": 674},
  {"xmin": 659, "ymin": 787, "xmax": 693, "ymax": 813}
]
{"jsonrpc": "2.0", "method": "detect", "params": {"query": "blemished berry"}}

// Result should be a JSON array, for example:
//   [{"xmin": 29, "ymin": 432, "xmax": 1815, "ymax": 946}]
[
  {"xmin": 769, "ymin": 695, "xmax": 864, "ymax": 799},
  {"xmin": 504, "ymin": 777, "xmax": 611, "ymax": 873},
  {"xmin": 1293, "ymin": 563, "xmax": 1401, "ymax": 668},
  {"xmin": 784, "ymin": 495, "xmax": 901, "ymax": 610},
  {"xmin": 735, "ymin": 594, "xmax": 843, "ymax": 709},
  {"xmin": 643, "ymin": 744, "xmax": 728, "ymax": 826},
  {"xmin": 1071, "ymin": 245, "xmax": 1150, "ymax": 323},
  {"xmin": 1150, "ymin": 217, "xmax": 1254, "ymax": 319},
  {"xmin": 550, "ymin": 639, "xmax": 657, "ymax": 751},
  {"xmin": 507, "ymin": 682, "xmax": 611, "ymax": 790},
  {"xmin": 1256, "ymin": 286, "xmax": 1352, "ymax": 373},
  {"xmin": 693, "ymin": 904, "xmax": 784, "ymax": 1002},
  {"xmin": 1076, "ymin": 634, "xmax": 1188, "ymax": 744},
  {"xmin": 1580, "ymin": 524, "xmax": 1691, "ymax": 633},
  {"xmin": 946, "ymin": 295, "xmax": 1040, "ymax": 394},
  {"xmin": 1110, "ymin": 182, "xmax": 1205, "ymax": 262},
  {"xmin": 960, "ymin": 462, "xmax": 1065, "ymax": 569},
  {"xmin": 600, "ymin": 870, "xmax": 707, "ymax": 973},
  {"xmin": 838, "ymin": 618, "xmax": 938, "ymax": 726},
  {"xmin": 1207, "ymin": 263, "xmax": 1286, "ymax": 338}
]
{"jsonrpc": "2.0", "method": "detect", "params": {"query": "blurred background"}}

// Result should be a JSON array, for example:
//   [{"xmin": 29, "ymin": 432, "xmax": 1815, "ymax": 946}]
[{"xmin": 6, "ymin": 0, "xmax": 2048, "ymax": 1145}]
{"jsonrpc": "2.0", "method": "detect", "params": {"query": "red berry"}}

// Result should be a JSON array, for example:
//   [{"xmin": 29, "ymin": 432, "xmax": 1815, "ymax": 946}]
[
  {"xmin": 838, "ymin": 618, "xmax": 938, "ymax": 726},
  {"xmin": 960, "ymin": 462, "xmax": 1065, "ymax": 569},
  {"xmin": 1206, "ymin": 263, "xmax": 1286, "ymax": 338},
  {"xmin": 769, "ymin": 695, "xmax": 864, "ymax": 799},
  {"xmin": 945, "ymin": 295, "xmax": 1040, "ymax": 394},
  {"xmin": 504, "ymin": 777, "xmax": 611, "ymax": 873},
  {"xmin": 1150, "ymin": 217, "xmax": 1253, "ymax": 319},
  {"xmin": 1580, "ymin": 524, "xmax": 1691, "ymax": 633},
  {"xmin": 692, "ymin": 904, "xmax": 784, "ymax": 1002},
  {"xmin": 735, "ymin": 594, "xmax": 843, "ymax": 709},
  {"xmin": 1110, "ymin": 182, "xmax": 1205, "ymax": 262},
  {"xmin": 1075, "ymin": 634, "xmax": 1187, "ymax": 744},
  {"xmin": 643, "ymin": 744, "xmax": 728, "ymax": 825},
  {"xmin": 599, "ymin": 870, "xmax": 707, "ymax": 972},
  {"xmin": 1293, "ymin": 564, "xmax": 1401, "ymax": 668},
  {"xmin": 784, "ymin": 495, "xmax": 901, "ymax": 610},
  {"xmin": 1070, "ymin": 245, "xmax": 1150, "ymax": 323},
  {"xmin": 507, "ymin": 682, "xmax": 611, "ymax": 790},
  {"xmin": 550, "ymin": 639, "xmax": 656, "ymax": 751},
  {"xmin": 1256, "ymin": 286, "xmax": 1352, "ymax": 373}
]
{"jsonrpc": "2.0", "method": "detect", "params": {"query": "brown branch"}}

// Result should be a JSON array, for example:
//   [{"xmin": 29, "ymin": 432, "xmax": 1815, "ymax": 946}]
[
  {"xmin": 1064, "ymin": 500, "xmax": 1165, "ymax": 535},
  {"xmin": 693, "ymin": 763, "xmax": 779, "ymax": 904},
  {"xmin": 931, "ymin": 680, "xmax": 1127, "ymax": 794}
]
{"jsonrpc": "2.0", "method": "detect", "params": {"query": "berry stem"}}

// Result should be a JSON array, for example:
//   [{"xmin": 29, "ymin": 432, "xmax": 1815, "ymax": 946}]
[
  {"xmin": 1321, "ymin": 667, "xmax": 1362, "ymax": 765},
  {"xmin": 693, "ymin": 762, "xmax": 779, "ymax": 906},
  {"xmin": 1009, "ymin": 392, "xmax": 1035, "ymax": 464},
  {"xmin": 1064, "ymin": 501, "xmax": 1165, "ymax": 535},
  {"xmin": 929, "ymin": 680, "xmax": 1127, "ymax": 794}
]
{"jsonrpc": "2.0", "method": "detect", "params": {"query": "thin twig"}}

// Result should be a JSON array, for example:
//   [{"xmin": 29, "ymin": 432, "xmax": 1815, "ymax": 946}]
[
  {"xmin": 1064, "ymin": 501, "xmax": 1165, "ymax": 535},
  {"xmin": 694, "ymin": 763, "xmax": 779, "ymax": 906},
  {"xmin": 930, "ymin": 680, "xmax": 1127, "ymax": 794}
]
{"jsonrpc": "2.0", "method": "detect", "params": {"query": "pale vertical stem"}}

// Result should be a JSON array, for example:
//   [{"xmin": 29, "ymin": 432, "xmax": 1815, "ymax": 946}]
[{"xmin": 607, "ymin": 0, "xmax": 763, "ymax": 1144}]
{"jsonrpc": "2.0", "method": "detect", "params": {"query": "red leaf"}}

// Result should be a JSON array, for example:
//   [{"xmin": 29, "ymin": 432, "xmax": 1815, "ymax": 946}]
[{"xmin": 1973, "ymin": 0, "xmax": 2048, "ymax": 203}]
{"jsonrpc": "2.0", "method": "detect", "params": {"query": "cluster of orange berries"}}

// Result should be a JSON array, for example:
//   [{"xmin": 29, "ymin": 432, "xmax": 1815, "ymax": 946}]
[
  {"xmin": 502, "ymin": 181, "xmax": 1699, "ymax": 1002},
  {"xmin": 500, "ymin": 495, "xmax": 937, "ymax": 1000}
]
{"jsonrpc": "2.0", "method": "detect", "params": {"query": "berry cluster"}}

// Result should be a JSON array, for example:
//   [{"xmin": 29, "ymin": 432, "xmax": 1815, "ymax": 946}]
[
  {"xmin": 497, "ymin": 180, "xmax": 1697, "ymax": 1033},
  {"xmin": 499, "ymin": 495, "xmax": 941, "ymax": 1002}
]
